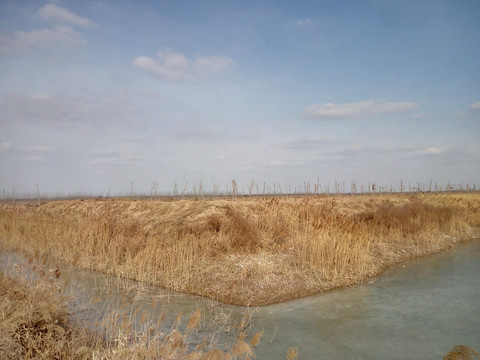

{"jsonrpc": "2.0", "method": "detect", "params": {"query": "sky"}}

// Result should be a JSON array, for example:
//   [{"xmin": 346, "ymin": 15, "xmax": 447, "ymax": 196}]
[{"xmin": 1, "ymin": 0, "xmax": 479, "ymax": 196}]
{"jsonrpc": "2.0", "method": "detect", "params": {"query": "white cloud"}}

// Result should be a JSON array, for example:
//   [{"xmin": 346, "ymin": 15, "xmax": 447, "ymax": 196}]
[
  {"xmin": 296, "ymin": 18, "xmax": 313, "ymax": 27},
  {"xmin": 193, "ymin": 55, "xmax": 235, "ymax": 75},
  {"xmin": 302, "ymin": 100, "xmax": 419, "ymax": 120},
  {"xmin": 84, "ymin": 150, "xmax": 145, "ymax": 168},
  {"xmin": 469, "ymin": 101, "xmax": 480, "ymax": 111},
  {"xmin": 134, "ymin": 52, "xmax": 234, "ymax": 82},
  {"xmin": 133, "ymin": 54, "xmax": 196, "ymax": 82},
  {"xmin": 418, "ymin": 147, "xmax": 444, "ymax": 155},
  {"xmin": 8, "ymin": 25, "xmax": 86, "ymax": 51},
  {"xmin": 162, "ymin": 52, "xmax": 190, "ymax": 70},
  {"xmin": 38, "ymin": 4, "xmax": 96, "ymax": 28},
  {"xmin": 0, "ymin": 4, "xmax": 93, "ymax": 54},
  {"xmin": 396, "ymin": 146, "xmax": 444, "ymax": 156}
]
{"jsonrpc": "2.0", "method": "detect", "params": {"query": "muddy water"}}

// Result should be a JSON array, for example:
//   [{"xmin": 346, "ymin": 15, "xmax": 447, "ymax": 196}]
[{"xmin": 1, "ymin": 240, "xmax": 479, "ymax": 359}]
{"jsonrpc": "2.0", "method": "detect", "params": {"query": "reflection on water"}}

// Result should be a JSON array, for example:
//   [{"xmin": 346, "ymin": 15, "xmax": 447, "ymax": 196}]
[{"xmin": 2, "ymin": 240, "xmax": 479, "ymax": 359}]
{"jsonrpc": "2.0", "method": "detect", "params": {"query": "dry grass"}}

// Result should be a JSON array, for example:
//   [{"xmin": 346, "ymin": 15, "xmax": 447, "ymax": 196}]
[
  {"xmin": 443, "ymin": 345, "xmax": 480, "ymax": 360},
  {"xmin": 0, "ymin": 271, "xmax": 99, "ymax": 359},
  {"xmin": 0, "ymin": 268, "xmax": 262, "ymax": 360},
  {"xmin": 286, "ymin": 347, "xmax": 299, "ymax": 360},
  {"xmin": 1, "ymin": 192, "xmax": 479, "ymax": 306}
]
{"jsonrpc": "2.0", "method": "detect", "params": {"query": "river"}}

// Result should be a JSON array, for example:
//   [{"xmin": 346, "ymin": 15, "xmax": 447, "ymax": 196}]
[{"xmin": 1, "ymin": 240, "xmax": 479, "ymax": 359}]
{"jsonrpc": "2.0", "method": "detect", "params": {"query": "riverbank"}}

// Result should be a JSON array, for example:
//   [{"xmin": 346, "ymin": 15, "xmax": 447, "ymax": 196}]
[
  {"xmin": 1, "ymin": 193, "xmax": 479, "ymax": 306},
  {"xmin": 0, "ymin": 268, "xmax": 261, "ymax": 360}
]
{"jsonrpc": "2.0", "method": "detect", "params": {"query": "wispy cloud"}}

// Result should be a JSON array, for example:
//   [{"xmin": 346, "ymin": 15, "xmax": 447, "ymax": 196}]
[
  {"xmin": 88, "ymin": 149, "xmax": 121, "ymax": 156},
  {"xmin": 335, "ymin": 145, "xmax": 391, "ymax": 157},
  {"xmin": 1, "ymin": 143, "xmax": 54, "ymax": 155},
  {"xmin": 85, "ymin": 148, "xmax": 146, "ymax": 168},
  {"xmin": 1, "ymin": 26, "xmax": 86, "ymax": 53},
  {"xmin": 0, "ymin": 93, "xmax": 134, "ymax": 126},
  {"xmin": 302, "ymin": 100, "xmax": 419, "ymax": 120},
  {"xmin": 2, "ymin": 143, "xmax": 55, "ymax": 162},
  {"xmin": 134, "ymin": 53, "xmax": 196, "ymax": 82},
  {"xmin": 396, "ymin": 146, "xmax": 445, "ymax": 156},
  {"xmin": 86, "ymin": 157, "xmax": 121, "ymax": 166},
  {"xmin": 469, "ymin": 101, "xmax": 480, "ymax": 111},
  {"xmin": 21, "ymin": 155, "xmax": 50, "ymax": 162},
  {"xmin": 417, "ymin": 147, "xmax": 444, "ymax": 155},
  {"xmin": 84, "ymin": 151, "xmax": 144, "ymax": 168},
  {"xmin": 174, "ymin": 130, "xmax": 220, "ymax": 141},
  {"xmin": 411, "ymin": 113, "xmax": 428, "ymax": 119},
  {"xmin": 284, "ymin": 136, "xmax": 334, "ymax": 150},
  {"xmin": 212, "ymin": 155, "xmax": 227, "ymax": 161},
  {"xmin": 193, "ymin": 55, "xmax": 235, "ymax": 75},
  {"xmin": 19, "ymin": 145, "xmax": 54, "ymax": 154},
  {"xmin": 38, "ymin": 4, "xmax": 97, "ymax": 28},
  {"xmin": 0, "ymin": 142, "xmax": 11, "ymax": 152},
  {"xmin": 296, "ymin": 18, "xmax": 313, "ymax": 27},
  {"xmin": 0, "ymin": 4, "xmax": 94, "ymax": 54},
  {"xmin": 336, "ymin": 145, "xmax": 445, "ymax": 157},
  {"xmin": 240, "ymin": 159, "xmax": 305, "ymax": 171},
  {"xmin": 134, "ymin": 52, "xmax": 234, "ymax": 82}
]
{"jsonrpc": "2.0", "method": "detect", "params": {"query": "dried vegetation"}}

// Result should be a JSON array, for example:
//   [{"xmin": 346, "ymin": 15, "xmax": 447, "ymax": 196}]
[
  {"xmin": 0, "ymin": 262, "xmax": 262, "ymax": 360},
  {"xmin": 1, "ymin": 192, "xmax": 479, "ymax": 306},
  {"xmin": 443, "ymin": 345, "xmax": 480, "ymax": 360}
]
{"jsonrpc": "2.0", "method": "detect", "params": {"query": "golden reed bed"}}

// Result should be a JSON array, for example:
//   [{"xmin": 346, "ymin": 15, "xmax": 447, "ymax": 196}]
[
  {"xmin": 0, "ymin": 270, "xmax": 266, "ymax": 360},
  {"xmin": 1, "ymin": 193, "xmax": 479, "ymax": 306}
]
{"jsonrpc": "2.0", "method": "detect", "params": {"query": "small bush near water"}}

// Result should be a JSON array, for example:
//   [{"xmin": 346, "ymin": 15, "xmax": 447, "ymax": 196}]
[{"xmin": 443, "ymin": 345, "xmax": 480, "ymax": 360}]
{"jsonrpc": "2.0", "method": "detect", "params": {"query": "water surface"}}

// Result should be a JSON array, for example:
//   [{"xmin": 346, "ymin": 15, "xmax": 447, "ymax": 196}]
[
  {"xmin": 254, "ymin": 240, "xmax": 480, "ymax": 359},
  {"xmin": 2, "ymin": 240, "xmax": 479, "ymax": 359}
]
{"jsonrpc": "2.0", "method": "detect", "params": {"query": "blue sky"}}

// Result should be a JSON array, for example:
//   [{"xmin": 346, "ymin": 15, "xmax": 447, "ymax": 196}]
[{"xmin": 1, "ymin": 0, "xmax": 479, "ymax": 196}]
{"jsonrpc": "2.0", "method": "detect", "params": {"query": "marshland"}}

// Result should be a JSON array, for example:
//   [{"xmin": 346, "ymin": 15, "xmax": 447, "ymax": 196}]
[
  {"xmin": 3, "ymin": 0, "xmax": 480, "ymax": 358},
  {"xmin": 1, "ymin": 190, "xmax": 480, "ymax": 359},
  {"xmin": 1, "ymin": 191, "xmax": 479, "ymax": 306}
]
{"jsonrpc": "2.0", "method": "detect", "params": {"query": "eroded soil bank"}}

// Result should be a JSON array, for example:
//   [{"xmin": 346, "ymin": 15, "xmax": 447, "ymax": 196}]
[{"xmin": 1, "ymin": 193, "xmax": 479, "ymax": 306}]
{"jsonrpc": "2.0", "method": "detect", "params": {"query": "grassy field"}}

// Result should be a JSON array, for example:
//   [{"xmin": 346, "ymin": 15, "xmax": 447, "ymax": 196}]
[{"xmin": 1, "ymin": 192, "xmax": 479, "ymax": 306}]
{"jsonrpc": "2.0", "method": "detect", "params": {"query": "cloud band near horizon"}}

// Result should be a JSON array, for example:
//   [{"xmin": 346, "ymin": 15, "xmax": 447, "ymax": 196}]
[{"xmin": 302, "ymin": 100, "xmax": 419, "ymax": 120}]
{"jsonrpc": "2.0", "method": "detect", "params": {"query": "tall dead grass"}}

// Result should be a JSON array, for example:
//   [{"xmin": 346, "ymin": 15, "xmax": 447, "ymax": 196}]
[
  {"xmin": 0, "ymin": 193, "xmax": 479, "ymax": 305},
  {"xmin": 0, "ymin": 268, "xmax": 263, "ymax": 360},
  {"xmin": 0, "ymin": 271, "xmax": 99, "ymax": 359}
]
